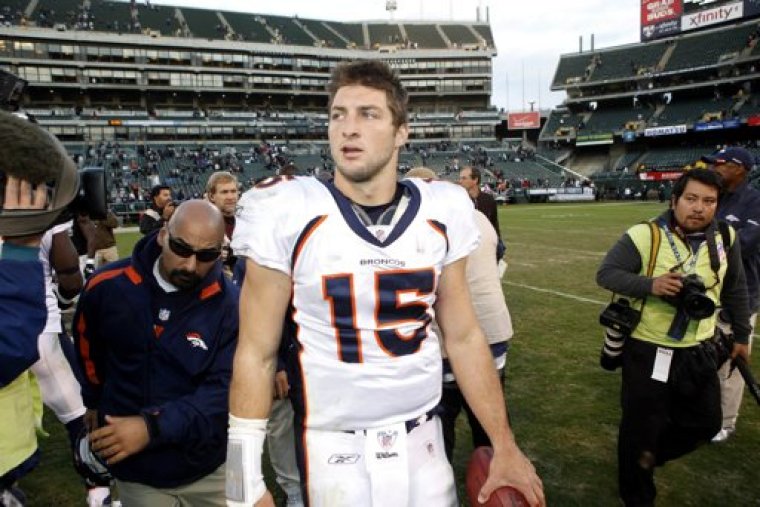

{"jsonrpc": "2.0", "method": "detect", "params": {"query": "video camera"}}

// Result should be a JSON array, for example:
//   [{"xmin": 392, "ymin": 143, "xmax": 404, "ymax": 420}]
[{"xmin": 0, "ymin": 70, "xmax": 107, "ymax": 236}]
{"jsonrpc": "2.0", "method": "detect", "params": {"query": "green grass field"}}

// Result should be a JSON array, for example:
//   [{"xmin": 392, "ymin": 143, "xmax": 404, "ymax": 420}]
[{"xmin": 18, "ymin": 201, "xmax": 760, "ymax": 506}]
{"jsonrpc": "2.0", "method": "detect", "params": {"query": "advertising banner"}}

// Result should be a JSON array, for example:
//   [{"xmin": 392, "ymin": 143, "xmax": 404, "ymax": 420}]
[
  {"xmin": 644, "ymin": 124, "xmax": 688, "ymax": 136},
  {"xmin": 507, "ymin": 111, "xmax": 541, "ymax": 130},
  {"xmin": 747, "ymin": 114, "xmax": 760, "ymax": 126},
  {"xmin": 681, "ymin": 1, "xmax": 743, "ymax": 31},
  {"xmin": 694, "ymin": 121, "xmax": 726, "ymax": 131},
  {"xmin": 641, "ymin": 0, "xmax": 683, "ymax": 40},
  {"xmin": 575, "ymin": 133, "xmax": 614, "ymax": 146},
  {"xmin": 642, "ymin": 0, "xmax": 682, "ymax": 24},
  {"xmin": 638, "ymin": 171, "xmax": 684, "ymax": 181},
  {"xmin": 747, "ymin": 0, "xmax": 760, "ymax": 16}
]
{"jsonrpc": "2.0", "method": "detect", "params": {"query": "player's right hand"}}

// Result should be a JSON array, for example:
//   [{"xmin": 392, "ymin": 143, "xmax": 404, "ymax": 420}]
[
  {"xmin": 651, "ymin": 272, "xmax": 683, "ymax": 297},
  {"xmin": 480, "ymin": 445, "xmax": 545, "ymax": 507}
]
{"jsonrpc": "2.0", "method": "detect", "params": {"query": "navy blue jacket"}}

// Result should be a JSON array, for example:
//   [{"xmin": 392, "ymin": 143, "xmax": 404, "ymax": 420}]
[
  {"xmin": 717, "ymin": 181, "xmax": 760, "ymax": 311},
  {"xmin": 0, "ymin": 245, "xmax": 46, "ymax": 387},
  {"xmin": 73, "ymin": 232, "xmax": 239, "ymax": 488}
]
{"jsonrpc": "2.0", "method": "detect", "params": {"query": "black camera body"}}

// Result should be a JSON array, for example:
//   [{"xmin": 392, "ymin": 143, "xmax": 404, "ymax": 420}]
[
  {"xmin": 599, "ymin": 298, "xmax": 641, "ymax": 335},
  {"xmin": 662, "ymin": 274, "xmax": 715, "ymax": 319},
  {"xmin": 662, "ymin": 274, "xmax": 715, "ymax": 341}
]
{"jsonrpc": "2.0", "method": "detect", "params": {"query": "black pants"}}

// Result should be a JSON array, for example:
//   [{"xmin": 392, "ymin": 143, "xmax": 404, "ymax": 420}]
[
  {"xmin": 618, "ymin": 338, "xmax": 721, "ymax": 507},
  {"xmin": 439, "ymin": 367, "xmax": 506, "ymax": 463}
]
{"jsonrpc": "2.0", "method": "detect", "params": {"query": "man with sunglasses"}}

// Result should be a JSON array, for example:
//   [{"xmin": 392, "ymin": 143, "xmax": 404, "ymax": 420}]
[
  {"xmin": 702, "ymin": 146, "xmax": 760, "ymax": 443},
  {"xmin": 73, "ymin": 200, "xmax": 239, "ymax": 506},
  {"xmin": 597, "ymin": 169, "xmax": 751, "ymax": 507}
]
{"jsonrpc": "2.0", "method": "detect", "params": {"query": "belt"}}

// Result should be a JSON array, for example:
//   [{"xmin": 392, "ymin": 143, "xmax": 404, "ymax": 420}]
[{"xmin": 344, "ymin": 409, "xmax": 438, "ymax": 435}]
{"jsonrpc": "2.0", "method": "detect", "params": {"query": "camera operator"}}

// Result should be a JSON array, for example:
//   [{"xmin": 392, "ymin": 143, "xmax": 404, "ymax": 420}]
[
  {"xmin": 0, "ymin": 107, "xmax": 82, "ymax": 503},
  {"xmin": 596, "ymin": 169, "xmax": 751, "ymax": 507}
]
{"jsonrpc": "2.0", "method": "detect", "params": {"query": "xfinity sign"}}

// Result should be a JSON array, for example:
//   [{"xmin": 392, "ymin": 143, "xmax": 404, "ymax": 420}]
[{"xmin": 681, "ymin": 1, "xmax": 743, "ymax": 30}]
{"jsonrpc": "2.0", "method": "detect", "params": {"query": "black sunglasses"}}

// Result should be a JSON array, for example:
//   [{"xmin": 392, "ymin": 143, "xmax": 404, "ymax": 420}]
[{"xmin": 167, "ymin": 234, "xmax": 222, "ymax": 262}]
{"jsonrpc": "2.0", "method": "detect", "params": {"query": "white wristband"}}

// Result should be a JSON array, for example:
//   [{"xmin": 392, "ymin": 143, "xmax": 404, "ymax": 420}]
[{"xmin": 226, "ymin": 414, "xmax": 268, "ymax": 507}]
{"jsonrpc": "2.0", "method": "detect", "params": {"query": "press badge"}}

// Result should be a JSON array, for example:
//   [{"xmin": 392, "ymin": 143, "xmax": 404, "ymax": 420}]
[{"xmin": 651, "ymin": 347, "xmax": 673, "ymax": 382}]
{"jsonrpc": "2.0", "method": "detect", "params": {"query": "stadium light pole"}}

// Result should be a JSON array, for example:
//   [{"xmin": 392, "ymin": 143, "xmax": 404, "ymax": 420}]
[
  {"xmin": 521, "ymin": 60, "xmax": 525, "ymax": 112},
  {"xmin": 505, "ymin": 71, "xmax": 509, "ymax": 113}
]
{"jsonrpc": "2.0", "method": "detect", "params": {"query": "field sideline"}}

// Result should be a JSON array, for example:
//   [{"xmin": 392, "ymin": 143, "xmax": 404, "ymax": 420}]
[{"xmin": 19, "ymin": 201, "xmax": 760, "ymax": 506}]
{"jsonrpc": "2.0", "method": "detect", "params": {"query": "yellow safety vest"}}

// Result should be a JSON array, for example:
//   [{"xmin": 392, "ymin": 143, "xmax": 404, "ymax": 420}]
[
  {"xmin": 0, "ymin": 372, "xmax": 38, "ymax": 476},
  {"xmin": 627, "ymin": 221, "xmax": 733, "ymax": 347}
]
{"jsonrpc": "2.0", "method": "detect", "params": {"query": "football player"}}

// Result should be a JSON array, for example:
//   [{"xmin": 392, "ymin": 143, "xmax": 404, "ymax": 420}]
[{"xmin": 228, "ymin": 60, "xmax": 545, "ymax": 507}]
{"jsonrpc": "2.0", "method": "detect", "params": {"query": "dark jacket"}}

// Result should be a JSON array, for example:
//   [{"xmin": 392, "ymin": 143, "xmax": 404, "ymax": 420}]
[
  {"xmin": 0, "ymin": 245, "xmax": 46, "ymax": 386},
  {"xmin": 73, "ymin": 232, "xmax": 239, "ymax": 488},
  {"xmin": 716, "ymin": 181, "xmax": 760, "ymax": 311},
  {"xmin": 138, "ymin": 207, "xmax": 164, "ymax": 235},
  {"xmin": 474, "ymin": 191, "xmax": 501, "ymax": 239}
]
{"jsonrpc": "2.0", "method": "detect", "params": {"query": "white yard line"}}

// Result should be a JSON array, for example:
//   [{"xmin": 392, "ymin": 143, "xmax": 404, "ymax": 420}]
[{"xmin": 505, "ymin": 281, "xmax": 606, "ymax": 305}]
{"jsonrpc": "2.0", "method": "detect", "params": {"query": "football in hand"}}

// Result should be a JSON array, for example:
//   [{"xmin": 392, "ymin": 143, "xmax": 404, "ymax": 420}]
[{"xmin": 466, "ymin": 446, "xmax": 530, "ymax": 507}]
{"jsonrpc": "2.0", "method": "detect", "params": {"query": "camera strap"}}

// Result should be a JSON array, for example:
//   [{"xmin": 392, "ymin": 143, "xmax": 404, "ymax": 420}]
[{"xmin": 610, "ymin": 221, "xmax": 661, "ymax": 309}]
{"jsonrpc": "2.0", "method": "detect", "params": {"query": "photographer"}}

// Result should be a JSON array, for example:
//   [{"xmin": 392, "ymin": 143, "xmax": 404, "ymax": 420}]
[{"xmin": 596, "ymin": 169, "xmax": 751, "ymax": 507}]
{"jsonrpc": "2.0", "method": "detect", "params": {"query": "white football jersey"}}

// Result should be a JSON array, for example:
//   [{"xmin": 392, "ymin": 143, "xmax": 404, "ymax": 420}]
[{"xmin": 232, "ymin": 176, "xmax": 478, "ymax": 431}]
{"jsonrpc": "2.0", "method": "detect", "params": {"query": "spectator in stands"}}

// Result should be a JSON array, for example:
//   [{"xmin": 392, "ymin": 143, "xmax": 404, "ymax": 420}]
[
  {"xmin": 703, "ymin": 147, "xmax": 760, "ymax": 443},
  {"xmin": 597, "ymin": 169, "xmax": 750, "ymax": 507},
  {"xmin": 459, "ymin": 166, "xmax": 505, "ymax": 259},
  {"xmin": 73, "ymin": 200, "xmax": 238, "ymax": 506},
  {"xmin": 139, "ymin": 184, "xmax": 173, "ymax": 235}
]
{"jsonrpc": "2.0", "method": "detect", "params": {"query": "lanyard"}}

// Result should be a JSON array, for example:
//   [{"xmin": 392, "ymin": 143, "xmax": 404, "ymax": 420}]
[{"xmin": 659, "ymin": 219, "xmax": 700, "ymax": 272}]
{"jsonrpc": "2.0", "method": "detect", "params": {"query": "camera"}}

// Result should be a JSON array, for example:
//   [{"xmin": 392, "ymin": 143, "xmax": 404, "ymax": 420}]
[
  {"xmin": 68, "ymin": 166, "xmax": 108, "ymax": 220},
  {"xmin": 662, "ymin": 274, "xmax": 715, "ymax": 320},
  {"xmin": 662, "ymin": 274, "xmax": 715, "ymax": 341},
  {"xmin": 599, "ymin": 298, "xmax": 641, "ymax": 335},
  {"xmin": 598, "ymin": 298, "xmax": 641, "ymax": 371}
]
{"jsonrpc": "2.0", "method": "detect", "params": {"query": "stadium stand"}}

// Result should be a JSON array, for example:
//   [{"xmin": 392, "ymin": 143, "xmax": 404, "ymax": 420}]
[
  {"xmin": 262, "ymin": 14, "xmax": 315, "ymax": 46},
  {"xmin": 542, "ymin": 109, "xmax": 579, "ymax": 138},
  {"xmin": 440, "ymin": 24, "xmax": 480, "ymax": 46},
  {"xmin": 637, "ymin": 146, "xmax": 706, "ymax": 171},
  {"xmin": 325, "ymin": 21, "xmax": 365, "ymax": 47},
  {"xmin": 552, "ymin": 52, "xmax": 592, "ymax": 87},
  {"xmin": 181, "ymin": 7, "xmax": 227, "ymax": 40},
  {"xmin": 222, "ymin": 11, "xmax": 275, "ymax": 43},
  {"xmin": 655, "ymin": 95, "xmax": 736, "ymax": 125},
  {"xmin": 589, "ymin": 42, "xmax": 668, "ymax": 82},
  {"xmin": 472, "ymin": 25, "xmax": 494, "ymax": 47},
  {"xmin": 664, "ymin": 23, "xmax": 759, "ymax": 72},
  {"xmin": 136, "ymin": 3, "xmax": 181, "ymax": 36},
  {"xmin": 614, "ymin": 150, "xmax": 644, "ymax": 172},
  {"xmin": 403, "ymin": 24, "xmax": 448, "ymax": 49},
  {"xmin": 582, "ymin": 105, "xmax": 651, "ymax": 134},
  {"xmin": 301, "ymin": 20, "xmax": 345, "ymax": 48},
  {"xmin": 87, "ymin": 1, "xmax": 134, "ymax": 33},
  {"xmin": 368, "ymin": 23, "xmax": 403, "ymax": 48}
]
